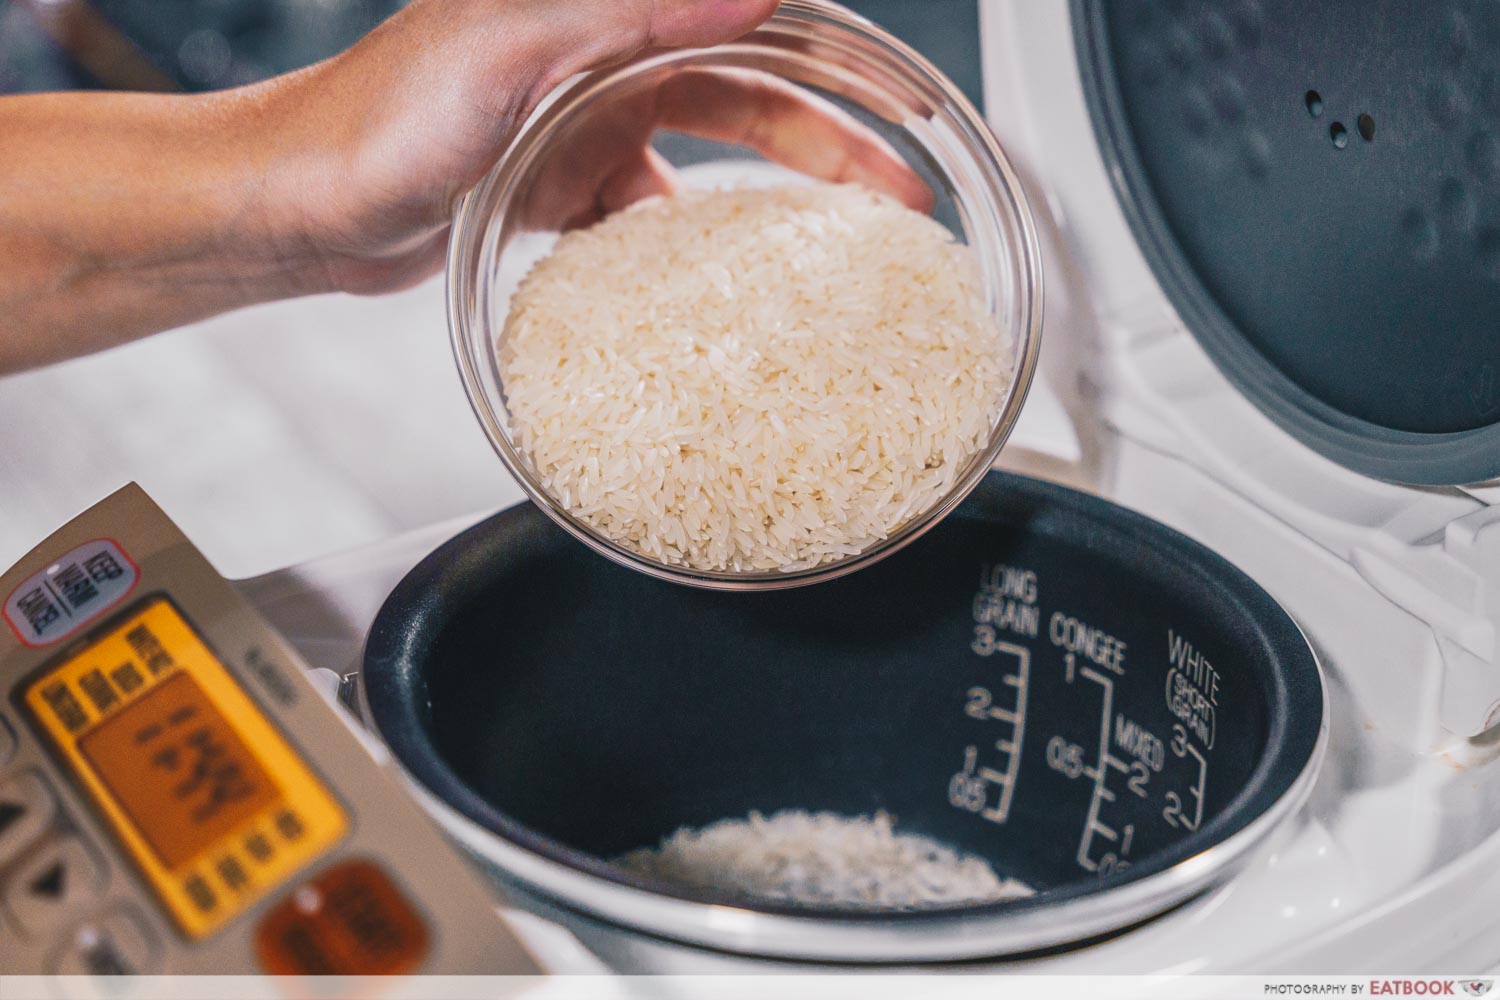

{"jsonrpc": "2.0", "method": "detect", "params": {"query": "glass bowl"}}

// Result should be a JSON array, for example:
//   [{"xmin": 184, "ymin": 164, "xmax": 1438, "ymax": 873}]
[{"xmin": 448, "ymin": 0, "xmax": 1043, "ymax": 590}]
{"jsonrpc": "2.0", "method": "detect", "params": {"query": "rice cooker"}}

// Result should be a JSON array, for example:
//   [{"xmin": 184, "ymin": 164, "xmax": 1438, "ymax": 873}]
[
  {"xmin": 343, "ymin": 0, "xmax": 1500, "ymax": 973},
  {"xmin": 347, "ymin": 0, "xmax": 1500, "ymax": 973},
  {"xmin": 2, "ymin": 0, "xmax": 1498, "ymax": 984}
]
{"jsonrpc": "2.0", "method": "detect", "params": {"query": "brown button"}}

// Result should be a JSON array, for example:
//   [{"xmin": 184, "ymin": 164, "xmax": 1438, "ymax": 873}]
[{"xmin": 255, "ymin": 859, "xmax": 430, "ymax": 976}]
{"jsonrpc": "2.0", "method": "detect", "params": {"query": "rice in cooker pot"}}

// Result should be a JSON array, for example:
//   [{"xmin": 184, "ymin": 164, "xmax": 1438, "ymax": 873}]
[
  {"xmin": 498, "ymin": 182, "xmax": 1009, "ymax": 573},
  {"xmin": 614, "ymin": 809, "xmax": 1033, "ymax": 910}
]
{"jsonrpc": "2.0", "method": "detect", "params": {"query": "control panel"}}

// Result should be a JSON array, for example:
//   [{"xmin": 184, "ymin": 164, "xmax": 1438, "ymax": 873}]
[{"xmin": 0, "ymin": 485, "xmax": 541, "ymax": 984}]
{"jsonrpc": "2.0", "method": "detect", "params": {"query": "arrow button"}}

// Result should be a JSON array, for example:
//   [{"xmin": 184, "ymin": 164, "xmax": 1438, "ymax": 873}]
[
  {"xmin": 30, "ymin": 861, "xmax": 66, "ymax": 900},
  {"xmin": 0, "ymin": 802, "xmax": 24, "ymax": 837},
  {"xmin": 0, "ymin": 772, "xmax": 55, "ymax": 867},
  {"xmin": 4, "ymin": 835, "xmax": 108, "ymax": 939}
]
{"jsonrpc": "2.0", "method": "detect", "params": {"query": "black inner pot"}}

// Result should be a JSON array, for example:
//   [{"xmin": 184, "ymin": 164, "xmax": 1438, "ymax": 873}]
[{"xmin": 364, "ymin": 472, "xmax": 1322, "ymax": 910}]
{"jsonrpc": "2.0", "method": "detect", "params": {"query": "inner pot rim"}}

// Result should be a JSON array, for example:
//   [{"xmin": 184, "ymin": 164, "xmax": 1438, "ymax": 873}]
[{"xmin": 360, "ymin": 471, "xmax": 1328, "ymax": 961}]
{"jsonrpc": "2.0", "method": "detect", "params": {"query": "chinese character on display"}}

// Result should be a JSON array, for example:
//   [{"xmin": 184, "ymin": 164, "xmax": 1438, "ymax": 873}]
[
  {"xmin": 126, "ymin": 624, "xmax": 174, "ymax": 674},
  {"xmin": 142, "ymin": 704, "xmax": 257, "ymax": 825},
  {"xmin": 41, "ymin": 682, "xmax": 89, "ymax": 732},
  {"xmin": 178, "ymin": 726, "xmax": 257, "ymax": 823}
]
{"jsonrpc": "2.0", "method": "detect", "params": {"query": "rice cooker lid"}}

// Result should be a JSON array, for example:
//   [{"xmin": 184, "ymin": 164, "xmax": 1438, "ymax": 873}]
[{"xmin": 1071, "ymin": 0, "xmax": 1500, "ymax": 486}]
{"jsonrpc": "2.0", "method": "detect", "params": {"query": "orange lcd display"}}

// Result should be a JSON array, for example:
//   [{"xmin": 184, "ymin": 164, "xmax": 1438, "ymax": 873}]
[
  {"xmin": 79, "ymin": 671, "xmax": 278, "ymax": 869},
  {"xmin": 24, "ymin": 596, "xmax": 347, "ymax": 938}
]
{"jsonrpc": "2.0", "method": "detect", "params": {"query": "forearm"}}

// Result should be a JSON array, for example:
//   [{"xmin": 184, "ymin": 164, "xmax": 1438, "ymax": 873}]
[
  {"xmin": 0, "ymin": 86, "xmax": 322, "ymax": 372},
  {"xmin": 0, "ymin": 0, "xmax": 788, "ymax": 374}
]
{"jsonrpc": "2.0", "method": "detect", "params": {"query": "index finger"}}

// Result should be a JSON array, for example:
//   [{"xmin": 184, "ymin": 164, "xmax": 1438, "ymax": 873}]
[{"xmin": 651, "ymin": 67, "xmax": 935, "ymax": 214}]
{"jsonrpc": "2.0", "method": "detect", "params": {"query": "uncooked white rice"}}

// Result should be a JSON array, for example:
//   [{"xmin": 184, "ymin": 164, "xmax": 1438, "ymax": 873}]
[
  {"xmin": 614, "ymin": 809, "xmax": 1033, "ymax": 910},
  {"xmin": 497, "ymin": 182, "xmax": 1009, "ymax": 573}
]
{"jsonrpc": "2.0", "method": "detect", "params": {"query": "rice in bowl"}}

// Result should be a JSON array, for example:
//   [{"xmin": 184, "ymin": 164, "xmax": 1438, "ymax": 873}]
[{"xmin": 497, "ymin": 182, "xmax": 1010, "ymax": 574}]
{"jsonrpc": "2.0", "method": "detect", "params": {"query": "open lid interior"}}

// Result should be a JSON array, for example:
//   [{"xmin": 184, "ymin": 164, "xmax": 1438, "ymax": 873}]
[{"xmin": 1071, "ymin": 0, "xmax": 1500, "ymax": 485}]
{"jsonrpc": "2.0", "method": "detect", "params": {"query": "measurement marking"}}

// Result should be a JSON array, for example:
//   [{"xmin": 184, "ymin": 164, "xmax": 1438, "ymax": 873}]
[
  {"xmin": 983, "ymin": 644, "xmax": 1029, "ymax": 824},
  {"xmin": 948, "ymin": 643, "xmax": 1031, "ymax": 826},
  {"xmin": 1076, "ymin": 666, "xmax": 1117, "ymax": 873},
  {"xmin": 1164, "ymin": 723, "xmax": 1210, "ymax": 833},
  {"xmin": 1082, "ymin": 755, "xmax": 1129, "ymax": 783},
  {"xmin": 1184, "ymin": 742, "xmax": 1207, "ymax": 831}
]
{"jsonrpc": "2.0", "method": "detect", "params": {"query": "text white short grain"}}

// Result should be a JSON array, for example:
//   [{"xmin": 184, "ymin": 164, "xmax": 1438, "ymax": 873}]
[
  {"xmin": 498, "ymin": 183, "xmax": 1010, "ymax": 573},
  {"xmin": 614, "ymin": 809, "xmax": 1034, "ymax": 910}
]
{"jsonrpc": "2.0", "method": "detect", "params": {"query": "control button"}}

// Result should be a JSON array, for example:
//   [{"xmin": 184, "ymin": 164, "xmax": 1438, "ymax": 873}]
[
  {"xmin": 0, "ymin": 714, "xmax": 16, "ymax": 768},
  {"xmin": 5, "ymin": 835, "xmax": 109, "ymax": 938},
  {"xmin": 0, "ymin": 771, "xmax": 57, "ymax": 867},
  {"xmin": 256, "ymin": 859, "xmax": 430, "ymax": 975},
  {"xmin": 51, "ymin": 907, "xmax": 163, "ymax": 988}
]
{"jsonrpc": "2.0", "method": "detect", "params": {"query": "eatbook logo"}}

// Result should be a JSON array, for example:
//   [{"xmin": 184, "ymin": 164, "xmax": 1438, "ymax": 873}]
[{"xmin": 1462, "ymin": 982, "xmax": 1493, "ymax": 998}]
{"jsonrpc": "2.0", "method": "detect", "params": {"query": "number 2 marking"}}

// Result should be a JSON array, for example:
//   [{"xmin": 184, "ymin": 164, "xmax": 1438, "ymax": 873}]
[{"xmin": 1164, "ymin": 791, "xmax": 1183, "ymax": 828}]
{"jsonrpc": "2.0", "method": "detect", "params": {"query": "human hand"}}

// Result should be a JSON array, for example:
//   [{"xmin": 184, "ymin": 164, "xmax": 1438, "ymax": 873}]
[
  {"xmin": 0, "ymin": 0, "xmax": 932, "ymax": 371},
  {"xmin": 263, "ymin": 0, "xmax": 931, "ymax": 294},
  {"xmin": 512, "ymin": 65, "xmax": 934, "ymax": 232}
]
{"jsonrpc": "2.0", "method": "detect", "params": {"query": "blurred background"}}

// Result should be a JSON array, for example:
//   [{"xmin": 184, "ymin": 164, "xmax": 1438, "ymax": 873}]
[
  {"xmin": 0, "ymin": 0, "xmax": 982, "ymax": 100},
  {"xmin": 0, "ymin": 0, "xmax": 983, "ymax": 577},
  {"xmin": 0, "ymin": 0, "xmax": 402, "ymax": 93}
]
